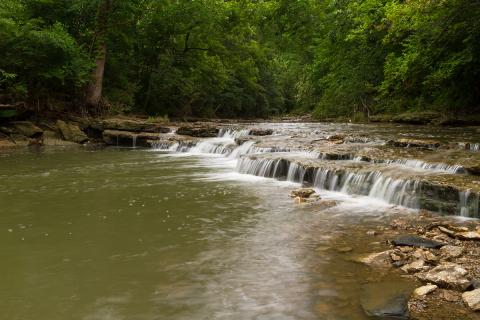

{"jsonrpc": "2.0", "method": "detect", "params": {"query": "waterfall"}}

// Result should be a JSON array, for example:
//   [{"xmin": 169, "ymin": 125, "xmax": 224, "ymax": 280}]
[
  {"xmin": 132, "ymin": 135, "xmax": 137, "ymax": 148},
  {"xmin": 287, "ymin": 162, "xmax": 306, "ymax": 183},
  {"xmin": 236, "ymin": 158, "xmax": 288, "ymax": 179},
  {"xmin": 469, "ymin": 143, "xmax": 480, "ymax": 152},
  {"xmin": 353, "ymin": 157, "xmax": 464, "ymax": 174},
  {"xmin": 460, "ymin": 190, "xmax": 479, "ymax": 217}
]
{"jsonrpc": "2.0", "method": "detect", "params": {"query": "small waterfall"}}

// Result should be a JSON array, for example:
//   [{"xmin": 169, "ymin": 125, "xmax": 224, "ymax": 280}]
[
  {"xmin": 383, "ymin": 159, "xmax": 464, "ymax": 174},
  {"xmin": 236, "ymin": 158, "xmax": 289, "ymax": 179},
  {"xmin": 287, "ymin": 162, "xmax": 306, "ymax": 183},
  {"xmin": 132, "ymin": 135, "xmax": 137, "ymax": 148},
  {"xmin": 218, "ymin": 128, "xmax": 251, "ymax": 139},
  {"xmin": 469, "ymin": 143, "xmax": 480, "ymax": 152},
  {"xmin": 460, "ymin": 190, "xmax": 479, "ymax": 217},
  {"xmin": 353, "ymin": 157, "xmax": 464, "ymax": 174}
]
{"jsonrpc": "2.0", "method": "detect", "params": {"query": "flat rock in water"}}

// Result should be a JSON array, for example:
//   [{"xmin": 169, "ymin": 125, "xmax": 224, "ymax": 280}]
[
  {"xmin": 362, "ymin": 294, "xmax": 409, "ymax": 319},
  {"xmin": 356, "ymin": 250, "xmax": 393, "ymax": 268},
  {"xmin": 392, "ymin": 235, "xmax": 444, "ymax": 249}
]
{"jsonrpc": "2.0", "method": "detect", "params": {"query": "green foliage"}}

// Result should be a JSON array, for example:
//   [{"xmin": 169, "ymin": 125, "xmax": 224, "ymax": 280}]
[{"xmin": 0, "ymin": 0, "xmax": 479, "ymax": 118}]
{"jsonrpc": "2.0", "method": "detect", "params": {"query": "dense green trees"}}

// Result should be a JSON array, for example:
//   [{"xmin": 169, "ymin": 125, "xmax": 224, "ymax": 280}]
[{"xmin": 0, "ymin": 0, "xmax": 479, "ymax": 119}]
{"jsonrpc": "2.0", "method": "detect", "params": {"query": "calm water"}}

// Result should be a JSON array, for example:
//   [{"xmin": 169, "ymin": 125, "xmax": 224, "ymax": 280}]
[{"xmin": 0, "ymin": 146, "xmax": 414, "ymax": 320}]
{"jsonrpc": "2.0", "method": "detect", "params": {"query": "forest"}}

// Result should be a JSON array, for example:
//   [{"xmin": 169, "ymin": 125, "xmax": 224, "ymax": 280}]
[{"xmin": 0, "ymin": 0, "xmax": 479, "ymax": 119}]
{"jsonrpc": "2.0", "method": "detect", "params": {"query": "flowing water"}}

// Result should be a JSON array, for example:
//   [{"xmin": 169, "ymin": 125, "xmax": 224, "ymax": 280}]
[{"xmin": 1, "ymin": 122, "xmax": 479, "ymax": 319}]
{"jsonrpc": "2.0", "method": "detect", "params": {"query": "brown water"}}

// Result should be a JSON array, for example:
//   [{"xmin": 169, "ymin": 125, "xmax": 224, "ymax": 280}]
[{"xmin": 0, "ymin": 145, "xmax": 418, "ymax": 320}]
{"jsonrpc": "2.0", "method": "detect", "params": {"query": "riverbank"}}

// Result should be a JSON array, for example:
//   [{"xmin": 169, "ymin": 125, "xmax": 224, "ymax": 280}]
[{"xmin": 2, "ymin": 115, "xmax": 480, "ymax": 318}]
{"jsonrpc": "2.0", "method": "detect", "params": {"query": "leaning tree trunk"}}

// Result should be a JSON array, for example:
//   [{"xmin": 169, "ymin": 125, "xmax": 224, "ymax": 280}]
[{"xmin": 86, "ymin": 0, "xmax": 111, "ymax": 109}]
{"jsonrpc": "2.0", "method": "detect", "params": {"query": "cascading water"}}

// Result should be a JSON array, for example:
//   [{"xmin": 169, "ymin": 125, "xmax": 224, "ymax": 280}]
[{"xmin": 460, "ymin": 190, "xmax": 479, "ymax": 217}]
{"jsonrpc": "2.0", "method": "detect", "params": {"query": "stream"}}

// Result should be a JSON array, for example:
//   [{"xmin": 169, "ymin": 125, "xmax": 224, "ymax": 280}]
[{"xmin": 1, "ymin": 122, "xmax": 479, "ymax": 319}]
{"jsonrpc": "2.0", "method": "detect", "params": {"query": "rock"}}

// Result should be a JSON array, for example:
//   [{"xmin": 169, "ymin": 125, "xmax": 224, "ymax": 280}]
[
  {"xmin": 440, "ymin": 245, "xmax": 464, "ymax": 259},
  {"xmin": 389, "ymin": 138, "xmax": 441, "ymax": 149},
  {"xmin": 362, "ymin": 294, "xmax": 409, "ymax": 319},
  {"xmin": 417, "ymin": 263, "xmax": 470, "ymax": 290},
  {"xmin": 337, "ymin": 246, "xmax": 353, "ymax": 253},
  {"xmin": 10, "ymin": 121, "xmax": 43, "ymax": 138},
  {"xmin": 423, "ymin": 251, "xmax": 438, "ymax": 262},
  {"xmin": 392, "ymin": 235, "xmax": 444, "ymax": 249},
  {"xmin": 101, "ymin": 118, "xmax": 170, "ymax": 133},
  {"xmin": 438, "ymin": 226, "xmax": 456, "ymax": 237},
  {"xmin": 366, "ymin": 230, "xmax": 378, "ymax": 236},
  {"xmin": 442, "ymin": 290, "xmax": 461, "ymax": 302},
  {"xmin": 390, "ymin": 253, "xmax": 403, "ymax": 262},
  {"xmin": 413, "ymin": 284, "xmax": 438, "ymax": 298},
  {"xmin": 290, "ymin": 188, "xmax": 316, "ymax": 199},
  {"xmin": 293, "ymin": 197, "xmax": 306, "ymax": 204},
  {"xmin": 176, "ymin": 125, "xmax": 218, "ymax": 137},
  {"xmin": 43, "ymin": 130, "xmax": 78, "ymax": 146},
  {"xmin": 457, "ymin": 231, "xmax": 480, "ymax": 240},
  {"xmin": 356, "ymin": 250, "xmax": 393, "ymax": 268},
  {"xmin": 249, "ymin": 129, "xmax": 273, "ymax": 136},
  {"xmin": 56, "ymin": 120, "xmax": 88, "ymax": 144},
  {"xmin": 401, "ymin": 260, "xmax": 428, "ymax": 274},
  {"xmin": 463, "ymin": 289, "xmax": 480, "ymax": 310}
]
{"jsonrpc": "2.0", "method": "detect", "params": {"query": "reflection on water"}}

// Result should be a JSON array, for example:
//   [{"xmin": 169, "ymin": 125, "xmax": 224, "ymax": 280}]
[{"xmin": 0, "ymin": 147, "xmax": 415, "ymax": 319}]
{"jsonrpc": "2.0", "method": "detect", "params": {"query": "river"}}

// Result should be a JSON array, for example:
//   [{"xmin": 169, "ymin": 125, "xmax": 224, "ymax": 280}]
[{"xmin": 1, "ymin": 122, "xmax": 479, "ymax": 319}]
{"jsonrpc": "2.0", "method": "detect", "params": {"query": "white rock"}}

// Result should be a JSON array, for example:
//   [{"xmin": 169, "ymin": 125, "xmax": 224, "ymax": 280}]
[
  {"xmin": 417, "ymin": 263, "xmax": 470, "ymax": 290},
  {"xmin": 462, "ymin": 289, "xmax": 480, "ymax": 311},
  {"xmin": 457, "ymin": 231, "xmax": 480, "ymax": 240},
  {"xmin": 440, "ymin": 245, "xmax": 464, "ymax": 259},
  {"xmin": 413, "ymin": 284, "xmax": 438, "ymax": 297}
]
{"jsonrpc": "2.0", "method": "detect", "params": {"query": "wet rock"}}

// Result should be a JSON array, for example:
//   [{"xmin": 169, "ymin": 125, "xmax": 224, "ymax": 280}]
[
  {"xmin": 10, "ymin": 121, "xmax": 43, "ymax": 138},
  {"xmin": 249, "ymin": 129, "xmax": 273, "ymax": 136},
  {"xmin": 417, "ymin": 263, "xmax": 470, "ymax": 290},
  {"xmin": 413, "ymin": 284, "xmax": 438, "ymax": 298},
  {"xmin": 367, "ymin": 230, "xmax": 378, "ymax": 236},
  {"xmin": 56, "ymin": 120, "xmax": 88, "ymax": 144},
  {"xmin": 389, "ymin": 138, "xmax": 441, "ymax": 149},
  {"xmin": 101, "ymin": 118, "xmax": 170, "ymax": 133},
  {"xmin": 462, "ymin": 289, "xmax": 480, "ymax": 310},
  {"xmin": 401, "ymin": 260, "xmax": 428, "ymax": 274},
  {"xmin": 392, "ymin": 235, "xmax": 444, "ymax": 249},
  {"xmin": 362, "ymin": 294, "xmax": 409, "ymax": 319},
  {"xmin": 290, "ymin": 188, "xmax": 317, "ymax": 199},
  {"xmin": 293, "ymin": 197, "xmax": 306, "ymax": 204},
  {"xmin": 440, "ymin": 245, "xmax": 464, "ymax": 259},
  {"xmin": 176, "ymin": 125, "xmax": 218, "ymax": 137},
  {"xmin": 43, "ymin": 130, "xmax": 78, "ymax": 146},
  {"xmin": 337, "ymin": 246, "xmax": 353, "ymax": 253},
  {"xmin": 356, "ymin": 250, "xmax": 393, "ymax": 268}
]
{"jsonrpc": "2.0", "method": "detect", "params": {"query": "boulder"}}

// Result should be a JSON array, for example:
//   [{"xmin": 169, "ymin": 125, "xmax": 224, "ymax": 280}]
[
  {"xmin": 102, "ymin": 130, "xmax": 164, "ymax": 147},
  {"xmin": 249, "ymin": 129, "xmax": 273, "ymax": 136},
  {"xmin": 56, "ymin": 120, "xmax": 88, "ymax": 144},
  {"xmin": 356, "ymin": 250, "xmax": 393, "ymax": 268},
  {"xmin": 417, "ymin": 263, "xmax": 470, "ymax": 290},
  {"xmin": 176, "ymin": 125, "xmax": 218, "ymax": 137},
  {"xmin": 10, "ymin": 121, "xmax": 43, "ymax": 138},
  {"xmin": 462, "ymin": 289, "xmax": 480, "ymax": 311},
  {"xmin": 392, "ymin": 235, "xmax": 444, "ymax": 249},
  {"xmin": 290, "ymin": 188, "xmax": 317, "ymax": 199},
  {"xmin": 413, "ymin": 284, "xmax": 438, "ymax": 298}
]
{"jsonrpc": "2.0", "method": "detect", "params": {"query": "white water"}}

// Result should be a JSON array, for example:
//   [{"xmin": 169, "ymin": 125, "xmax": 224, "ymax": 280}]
[{"xmin": 151, "ymin": 127, "xmax": 479, "ymax": 217}]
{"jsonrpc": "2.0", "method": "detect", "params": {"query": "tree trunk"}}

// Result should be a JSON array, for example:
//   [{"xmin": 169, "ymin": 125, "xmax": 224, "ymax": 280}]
[{"xmin": 86, "ymin": 0, "xmax": 111, "ymax": 109}]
